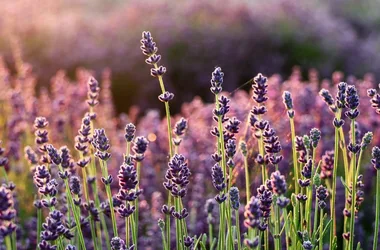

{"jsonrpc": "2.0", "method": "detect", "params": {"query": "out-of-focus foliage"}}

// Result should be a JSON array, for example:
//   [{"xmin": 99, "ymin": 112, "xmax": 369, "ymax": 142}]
[{"xmin": 1, "ymin": 0, "xmax": 380, "ymax": 113}]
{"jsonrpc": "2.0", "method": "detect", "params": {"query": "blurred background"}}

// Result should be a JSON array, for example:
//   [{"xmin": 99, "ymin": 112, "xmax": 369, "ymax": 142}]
[{"xmin": 1, "ymin": 0, "xmax": 380, "ymax": 114}]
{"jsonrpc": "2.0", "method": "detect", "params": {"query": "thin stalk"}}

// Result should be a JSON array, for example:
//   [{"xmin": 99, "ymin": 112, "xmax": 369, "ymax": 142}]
[
  {"xmin": 214, "ymin": 93, "xmax": 226, "ymax": 250},
  {"xmin": 349, "ymin": 119, "xmax": 357, "ymax": 250},
  {"xmin": 329, "ymin": 125, "xmax": 339, "ymax": 249},
  {"xmin": 63, "ymin": 179, "xmax": 86, "ymax": 249},
  {"xmin": 5, "ymin": 236, "xmax": 11, "ymax": 250},
  {"xmin": 319, "ymin": 209, "xmax": 324, "ymax": 250},
  {"xmin": 373, "ymin": 170, "xmax": 380, "ymax": 250},
  {"xmin": 153, "ymin": 63, "xmax": 174, "ymax": 157},
  {"xmin": 153, "ymin": 62, "xmax": 174, "ymax": 249},
  {"xmin": 125, "ymin": 142, "xmax": 138, "ymax": 247},
  {"xmin": 92, "ymin": 181, "xmax": 110, "ymax": 250},
  {"xmin": 306, "ymin": 148, "xmax": 317, "ymax": 231},
  {"xmin": 218, "ymin": 117, "xmax": 232, "ymax": 248},
  {"xmin": 134, "ymin": 162, "xmax": 141, "ymax": 247},
  {"xmin": 235, "ymin": 209, "xmax": 242, "ymax": 250},
  {"xmin": 217, "ymin": 201, "xmax": 226, "ymax": 250},
  {"xmin": 161, "ymin": 225, "xmax": 168, "ymax": 250},
  {"xmin": 244, "ymin": 153, "xmax": 250, "ymax": 204},
  {"xmin": 1, "ymin": 167, "xmax": 8, "ymax": 182},
  {"xmin": 289, "ymin": 117, "xmax": 300, "ymax": 236},
  {"xmin": 264, "ymin": 228, "xmax": 269, "ymax": 250},
  {"xmin": 208, "ymin": 213, "xmax": 213, "ymax": 247},
  {"xmin": 37, "ymin": 207, "xmax": 42, "ymax": 247},
  {"xmin": 174, "ymin": 197, "xmax": 182, "ymax": 250},
  {"xmin": 100, "ymin": 160, "xmax": 118, "ymax": 237},
  {"xmin": 81, "ymin": 166, "xmax": 98, "ymax": 250},
  {"xmin": 126, "ymin": 213, "xmax": 130, "ymax": 247},
  {"xmin": 11, "ymin": 231, "xmax": 16, "ymax": 250},
  {"xmin": 282, "ymin": 208, "xmax": 290, "ymax": 250},
  {"xmin": 256, "ymin": 112, "xmax": 269, "ymax": 250},
  {"xmin": 289, "ymin": 117, "xmax": 299, "ymax": 194},
  {"xmin": 274, "ymin": 204, "xmax": 280, "ymax": 250},
  {"xmin": 313, "ymin": 197, "xmax": 319, "ymax": 242},
  {"xmin": 300, "ymin": 202, "xmax": 304, "ymax": 231},
  {"xmin": 339, "ymin": 128, "xmax": 350, "ymax": 182}
]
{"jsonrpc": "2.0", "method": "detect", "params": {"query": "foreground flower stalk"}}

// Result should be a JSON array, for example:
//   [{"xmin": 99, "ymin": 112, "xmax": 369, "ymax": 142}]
[
  {"xmin": 141, "ymin": 31, "xmax": 175, "ymax": 248},
  {"xmin": 372, "ymin": 146, "xmax": 380, "ymax": 250}
]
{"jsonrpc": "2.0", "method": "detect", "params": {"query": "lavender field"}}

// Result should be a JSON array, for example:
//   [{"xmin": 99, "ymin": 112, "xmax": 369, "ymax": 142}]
[{"xmin": 1, "ymin": 2, "xmax": 380, "ymax": 250}]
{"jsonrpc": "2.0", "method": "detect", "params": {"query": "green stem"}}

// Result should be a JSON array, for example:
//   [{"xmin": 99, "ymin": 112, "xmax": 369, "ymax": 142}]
[
  {"xmin": 37, "ymin": 208, "xmax": 42, "ymax": 248},
  {"xmin": 81, "ymin": 167, "xmax": 98, "ymax": 250},
  {"xmin": 289, "ymin": 117, "xmax": 298, "ymax": 194},
  {"xmin": 289, "ymin": 117, "xmax": 300, "ymax": 235},
  {"xmin": 174, "ymin": 197, "xmax": 183, "ymax": 250},
  {"xmin": 5, "ymin": 235, "xmax": 11, "ymax": 250},
  {"xmin": 134, "ymin": 162, "xmax": 141, "ymax": 248},
  {"xmin": 92, "ymin": 181, "xmax": 110, "ymax": 250},
  {"xmin": 208, "ymin": 214, "xmax": 213, "ymax": 247},
  {"xmin": 282, "ymin": 207, "xmax": 290, "ymax": 250},
  {"xmin": 244, "ymin": 153, "xmax": 250, "ymax": 204},
  {"xmin": 274, "ymin": 204, "xmax": 280, "ymax": 250},
  {"xmin": 329, "ymin": 125, "xmax": 339, "ymax": 250},
  {"xmin": 161, "ymin": 225, "xmax": 168, "ymax": 250},
  {"xmin": 319, "ymin": 209, "xmax": 324, "ymax": 250},
  {"xmin": 153, "ymin": 62, "xmax": 174, "ymax": 249},
  {"xmin": 63, "ymin": 179, "xmax": 86, "ymax": 249},
  {"xmin": 349, "ymin": 119, "xmax": 356, "ymax": 250},
  {"xmin": 218, "ymin": 202, "xmax": 226, "ymax": 250},
  {"xmin": 1, "ymin": 167, "xmax": 8, "ymax": 182},
  {"xmin": 373, "ymin": 170, "xmax": 380, "ymax": 250},
  {"xmin": 235, "ymin": 209, "xmax": 242, "ymax": 250},
  {"xmin": 306, "ymin": 148, "xmax": 316, "ymax": 232},
  {"xmin": 313, "ymin": 195, "xmax": 319, "ymax": 243},
  {"xmin": 126, "ymin": 212, "xmax": 130, "ymax": 247},
  {"xmin": 100, "ymin": 160, "xmax": 118, "ymax": 237}
]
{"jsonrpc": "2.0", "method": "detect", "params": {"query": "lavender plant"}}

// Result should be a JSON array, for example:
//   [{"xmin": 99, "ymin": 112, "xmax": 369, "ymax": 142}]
[{"xmin": 1, "ymin": 31, "xmax": 380, "ymax": 250}]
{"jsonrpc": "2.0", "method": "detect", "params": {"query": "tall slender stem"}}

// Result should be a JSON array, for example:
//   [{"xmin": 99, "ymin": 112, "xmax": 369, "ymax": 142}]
[
  {"xmin": 289, "ymin": 117, "xmax": 300, "ymax": 237},
  {"xmin": 126, "ymin": 211, "xmax": 130, "ymax": 247},
  {"xmin": 63, "ymin": 179, "xmax": 86, "ymax": 249},
  {"xmin": 37, "ymin": 207, "xmax": 42, "ymax": 248},
  {"xmin": 319, "ymin": 209, "xmax": 324, "ymax": 250},
  {"xmin": 289, "ymin": 118, "xmax": 298, "ymax": 194},
  {"xmin": 282, "ymin": 207, "xmax": 290, "ymax": 250},
  {"xmin": 274, "ymin": 203, "xmax": 281, "ymax": 250},
  {"xmin": 134, "ymin": 162, "xmax": 141, "ymax": 247},
  {"xmin": 100, "ymin": 160, "xmax": 118, "ymax": 237},
  {"xmin": 235, "ymin": 209, "xmax": 242, "ymax": 250},
  {"xmin": 373, "ymin": 170, "xmax": 380, "ymax": 250},
  {"xmin": 244, "ymin": 154, "xmax": 250, "ymax": 205},
  {"xmin": 208, "ymin": 213, "xmax": 213, "ymax": 247},
  {"xmin": 329, "ymin": 125, "xmax": 339, "ymax": 249},
  {"xmin": 349, "ymin": 119, "xmax": 356, "ymax": 250},
  {"xmin": 153, "ymin": 62, "xmax": 174, "ymax": 248}
]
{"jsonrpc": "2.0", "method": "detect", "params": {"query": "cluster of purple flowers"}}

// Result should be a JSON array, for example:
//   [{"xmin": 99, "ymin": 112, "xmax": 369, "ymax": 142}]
[{"xmin": 2, "ymin": 31, "xmax": 380, "ymax": 250}]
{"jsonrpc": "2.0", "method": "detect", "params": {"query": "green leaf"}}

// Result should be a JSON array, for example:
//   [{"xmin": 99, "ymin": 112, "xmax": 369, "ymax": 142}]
[
  {"xmin": 201, "ymin": 233, "xmax": 207, "ymax": 246},
  {"xmin": 322, "ymin": 219, "xmax": 332, "ymax": 237},
  {"xmin": 199, "ymin": 241, "xmax": 207, "ymax": 250},
  {"xmin": 193, "ymin": 234, "xmax": 203, "ymax": 249},
  {"xmin": 356, "ymin": 242, "xmax": 361, "ymax": 250},
  {"xmin": 340, "ymin": 177, "xmax": 351, "ymax": 194}
]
